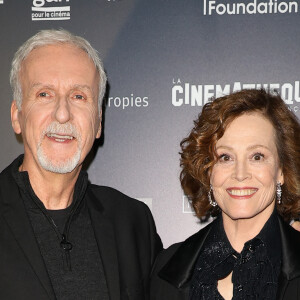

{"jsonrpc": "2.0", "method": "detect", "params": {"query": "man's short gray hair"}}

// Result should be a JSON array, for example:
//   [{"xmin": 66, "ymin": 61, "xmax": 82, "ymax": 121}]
[{"xmin": 10, "ymin": 29, "xmax": 107, "ymax": 111}]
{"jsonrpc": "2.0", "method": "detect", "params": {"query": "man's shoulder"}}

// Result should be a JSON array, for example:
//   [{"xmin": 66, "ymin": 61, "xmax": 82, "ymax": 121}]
[
  {"xmin": 0, "ymin": 155, "xmax": 22, "ymax": 179},
  {"xmin": 0, "ymin": 158, "xmax": 20, "ymax": 188},
  {"xmin": 86, "ymin": 184, "xmax": 162, "ymax": 248},
  {"xmin": 87, "ymin": 184, "xmax": 150, "ymax": 215}
]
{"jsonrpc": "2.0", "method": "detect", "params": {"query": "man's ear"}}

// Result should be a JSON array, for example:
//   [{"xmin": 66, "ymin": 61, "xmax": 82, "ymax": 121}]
[
  {"xmin": 11, "ymin": 100, "xmax": 21, "ymax": 134},
  {"xmin": 95, "ymin": 109, "xmax": 102, "ymax": 139}
]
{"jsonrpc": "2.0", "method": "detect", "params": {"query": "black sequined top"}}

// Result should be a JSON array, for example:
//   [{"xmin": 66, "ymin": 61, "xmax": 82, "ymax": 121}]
[{"xmin": 189, "ymin": 211, "xmax": 282, "ymax": 300}]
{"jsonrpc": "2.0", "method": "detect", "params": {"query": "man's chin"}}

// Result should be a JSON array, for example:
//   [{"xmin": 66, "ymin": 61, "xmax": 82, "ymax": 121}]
[
  {"xmin": 37, "ymin": 149, "xmax": 81, "ymax": 174},
  {"xmin": 41, "ymin": 162, "xmax": 78, "ymax": 174}
]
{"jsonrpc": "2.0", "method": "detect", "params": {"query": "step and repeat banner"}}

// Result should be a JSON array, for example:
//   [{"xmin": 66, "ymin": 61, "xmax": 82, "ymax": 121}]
[{"xmin": 0, "ymin": 0, "xmax": 299, "ymax": 247}]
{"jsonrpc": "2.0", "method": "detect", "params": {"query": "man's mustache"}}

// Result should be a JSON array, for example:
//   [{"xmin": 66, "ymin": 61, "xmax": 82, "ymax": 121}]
[{"xmin": 42, "ymin": 122, "xmax": 80, "ymax": 140}]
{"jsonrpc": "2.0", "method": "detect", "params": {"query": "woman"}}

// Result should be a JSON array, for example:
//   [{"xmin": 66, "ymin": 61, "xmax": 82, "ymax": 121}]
[{"xmin": 151, "ymin": 89, "xmax": 300, "ymax": 300}]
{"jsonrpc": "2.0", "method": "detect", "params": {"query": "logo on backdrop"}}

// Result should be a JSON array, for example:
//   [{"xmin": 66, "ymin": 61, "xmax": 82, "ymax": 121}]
[
  {"xmin": 32, "ymin": 0, "xmax": 70, "ymax": 21},
  {"xmin": 172, "ymin": 79, "xmax": 300, "ymax": 112},
  {"xmin": 203, "ymin": 0, "xmax": 298, "ymax": 15},
  {"xmin": 107, "ymin": 94, "xmax": 149, "ymax": 109},
  {"xmin": 183, "ymin": 195, "xmax": 194, "ymax": 213}
]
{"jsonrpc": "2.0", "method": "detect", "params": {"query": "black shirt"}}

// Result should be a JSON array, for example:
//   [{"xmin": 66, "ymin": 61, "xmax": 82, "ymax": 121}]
[
  {"xmin": 12, "ymin": 156, "xmax": 109, "ymax": 300},
  {"xmin": 189, "ymin": 211, "xmax": 282, "ymax": 300}
]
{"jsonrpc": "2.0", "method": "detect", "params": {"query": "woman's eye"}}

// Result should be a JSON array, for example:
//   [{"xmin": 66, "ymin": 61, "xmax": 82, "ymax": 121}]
[
  {"xmin": 252, "ymin": 153, "xmax": 264, "ymax": 161},
  {"xmin": 218, "ymin": 154, "xmax": 231, "ymax": 162}
]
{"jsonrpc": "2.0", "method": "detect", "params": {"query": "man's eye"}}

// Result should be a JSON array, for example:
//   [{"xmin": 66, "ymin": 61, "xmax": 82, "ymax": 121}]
[
  {"xmin": 74, "ymin": 94, "xmax": 85, "ymax": 100},
  {"xmin": 38, "ymin": 92, "xmax": 49, "ymax": 97}
]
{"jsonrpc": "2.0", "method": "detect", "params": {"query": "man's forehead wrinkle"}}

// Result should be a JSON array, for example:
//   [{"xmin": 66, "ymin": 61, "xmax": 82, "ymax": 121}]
[
  {"xmin": 29, "ymin": 82, "xmax": 55, "ymax": 89},
  {"xmin": 28, "ymin": 82, "xmax": 95, "ymax": 92}
]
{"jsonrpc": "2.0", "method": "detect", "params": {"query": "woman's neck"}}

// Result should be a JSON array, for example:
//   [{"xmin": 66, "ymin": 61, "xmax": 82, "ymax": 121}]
[{"xmin": 222, "ymin": 202, "xmax": 275, "ymax": 253}]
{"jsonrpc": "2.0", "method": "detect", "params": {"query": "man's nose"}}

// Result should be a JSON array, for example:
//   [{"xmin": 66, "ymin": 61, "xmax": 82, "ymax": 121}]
[
  {"xmin": 232, "ymin": 160, "xmax": 251, "ymax": 181},
  {"xmin": 53, "ymin": 96, "xmax": 72, "ymax": 124}
]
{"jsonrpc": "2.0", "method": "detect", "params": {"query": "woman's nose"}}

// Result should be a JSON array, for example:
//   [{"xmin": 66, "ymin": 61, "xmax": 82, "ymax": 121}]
[{"xmin": 232, "ymin": 160, "xmax": 251, "ymax": 181}]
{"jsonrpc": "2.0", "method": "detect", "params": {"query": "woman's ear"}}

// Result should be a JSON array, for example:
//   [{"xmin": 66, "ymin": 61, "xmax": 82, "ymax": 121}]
[{"xmin": 278, "ymin": 168, "xmax": 284, "ymax": 185}]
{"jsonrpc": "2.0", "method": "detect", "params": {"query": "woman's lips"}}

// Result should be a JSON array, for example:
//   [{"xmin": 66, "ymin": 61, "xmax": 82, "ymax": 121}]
[{"xmin": 226, "ymin": 187, "xmax": 258, "ymax": 199}]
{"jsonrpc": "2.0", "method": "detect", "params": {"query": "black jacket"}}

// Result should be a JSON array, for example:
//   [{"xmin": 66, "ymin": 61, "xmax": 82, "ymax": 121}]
[
  {"xmin": 150, "ymin": 217, "xmax": 300, "ymax": 300},
  {"xmin": 0, "ymin": 158, "xmax": 162, "ymax": 300}
]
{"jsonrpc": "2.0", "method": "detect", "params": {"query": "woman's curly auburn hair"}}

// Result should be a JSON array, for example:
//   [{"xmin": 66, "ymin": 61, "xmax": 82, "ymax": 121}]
[{"xmin": 180, "ymin": 89, "xmax": 300, "ymax": 222}]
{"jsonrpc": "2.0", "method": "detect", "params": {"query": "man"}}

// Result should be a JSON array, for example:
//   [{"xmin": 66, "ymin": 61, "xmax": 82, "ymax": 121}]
[{"xmin": 0, "ymin": 29, "xmax": 162, "ymax": 299}]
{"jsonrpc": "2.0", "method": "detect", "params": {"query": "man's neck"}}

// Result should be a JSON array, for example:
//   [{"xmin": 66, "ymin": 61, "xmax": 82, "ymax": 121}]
[{"xmin": 20, "ymin": 160, "xmax": 81, "ymax": 210}]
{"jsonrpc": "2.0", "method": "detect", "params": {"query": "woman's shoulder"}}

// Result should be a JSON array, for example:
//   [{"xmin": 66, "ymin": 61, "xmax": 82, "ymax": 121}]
[
  {"xmin": 153, "ymin": 242, "xmax": 182, "ymax": 273},
  {"xmin": 150, "ymin": 223, "xmax": 214, "ymax": 299},
  {"xmin": 157, "ymin": 222, "xmax": 212, "ymax": 264},
  {"xmin": 152, "ymin": 222, "xmax": 214, "ymax": 283}
]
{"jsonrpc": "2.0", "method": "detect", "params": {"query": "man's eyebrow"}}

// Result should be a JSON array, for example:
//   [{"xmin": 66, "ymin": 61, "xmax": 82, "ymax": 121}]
[
  {"xmin": 71, "ymin": 84, "xmax": 94, "ymax": 93},
  {"xmin": 29, "ymin": 83, "xmax": 94, "ymax": 93}
]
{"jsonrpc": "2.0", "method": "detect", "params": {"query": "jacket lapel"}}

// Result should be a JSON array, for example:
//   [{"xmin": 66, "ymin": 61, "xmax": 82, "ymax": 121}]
[
  {"xmin": 276, "ymin": 273, "xmax": 289, "ymax": 300},
  {"xmin": 0, "ymin": 166, "xmax": 55, "ymax": 300},
  {"xmin": 276, "ymin": 216, "xmax": 300, "ymax": 299},
  {"xmin": 278, "ymin": 217, "xmax": 300, "ymax": 278},
  {"xmin": 158, "ymin": 222, "xmax": 212, "ymax": 289},
  {"xmin": 87, "ymin": 188, "xmax": 120, "ymax": 300}
]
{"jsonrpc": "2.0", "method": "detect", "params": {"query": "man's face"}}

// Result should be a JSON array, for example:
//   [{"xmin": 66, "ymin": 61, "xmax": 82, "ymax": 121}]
[{"xmin": 11, "ymin": 44, "xmax": 101, "ymax": 174}]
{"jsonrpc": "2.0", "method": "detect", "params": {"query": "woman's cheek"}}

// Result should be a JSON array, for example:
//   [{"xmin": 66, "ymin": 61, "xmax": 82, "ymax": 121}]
[{"xmin": 210, "ymin": 166, "xmax": 230, "ymax": 187}]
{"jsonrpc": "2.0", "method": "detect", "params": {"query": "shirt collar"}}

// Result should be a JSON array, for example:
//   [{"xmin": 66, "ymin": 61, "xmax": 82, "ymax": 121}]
[
  {"xmin": 198, "ymin": 209, "xmax": 281, "ymax": 270},
  {"xmin": 252, "ymin": 208, "xmax": 282, "ymax": 268}
]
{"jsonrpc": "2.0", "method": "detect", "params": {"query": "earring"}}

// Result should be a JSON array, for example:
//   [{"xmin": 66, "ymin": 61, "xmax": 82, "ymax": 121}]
[
  {"xmin": 208, "ymin": 185, "xmax": 217, "ymax": 207},
  {"xmin": 276, "ymin": 182, "xmax": 282, "ymax": 205}
]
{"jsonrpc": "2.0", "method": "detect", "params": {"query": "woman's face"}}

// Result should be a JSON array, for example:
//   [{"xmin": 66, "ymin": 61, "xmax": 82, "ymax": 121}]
[{"xmin": 210, "ymin": 113, "xmax": 284, "ymax": 221}]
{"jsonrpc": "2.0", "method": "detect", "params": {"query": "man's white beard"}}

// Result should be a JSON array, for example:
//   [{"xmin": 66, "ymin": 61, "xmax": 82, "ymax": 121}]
[
  {"xmin": 37, "ymin": 122, "xmax": 81, "ymax": 174},
  {"xmin": 37, "ymin": 146, "xmax": 81, "ymax": 174}
]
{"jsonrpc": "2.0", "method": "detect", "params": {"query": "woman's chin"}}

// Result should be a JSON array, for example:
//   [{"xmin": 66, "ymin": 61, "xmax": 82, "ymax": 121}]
[{"xmin": 222, "ymin": 208, "xmax": 260, "ymax": 221}]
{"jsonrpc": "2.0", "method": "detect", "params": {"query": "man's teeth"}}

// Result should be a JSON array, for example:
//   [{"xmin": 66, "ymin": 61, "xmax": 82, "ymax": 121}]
[
  {"xmin": 228, "ymin": 189, "xmax": 257, "ymax": 196},
  {"xmin": 47, "ymin": 133, "xmax": 74, "ymax": 142}
]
